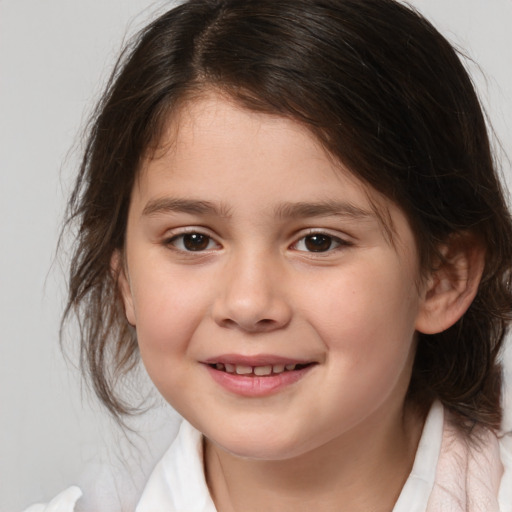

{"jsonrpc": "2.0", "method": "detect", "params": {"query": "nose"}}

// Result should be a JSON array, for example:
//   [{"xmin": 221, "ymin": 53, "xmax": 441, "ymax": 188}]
[{"xmin": 211, "ymin": 251, "xmax": 292, "ymax": 333}]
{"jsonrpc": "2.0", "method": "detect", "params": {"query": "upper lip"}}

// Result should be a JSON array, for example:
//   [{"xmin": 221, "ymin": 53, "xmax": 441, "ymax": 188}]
[{"xmin": 202, "ymin": 354, "xmax": 315, "ymax": 366}]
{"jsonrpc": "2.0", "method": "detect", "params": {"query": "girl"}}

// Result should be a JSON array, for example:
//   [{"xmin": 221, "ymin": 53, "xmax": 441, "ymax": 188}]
[{"xmin": 26, "ymin": 0, "xmax": 512, "ymax": 510}]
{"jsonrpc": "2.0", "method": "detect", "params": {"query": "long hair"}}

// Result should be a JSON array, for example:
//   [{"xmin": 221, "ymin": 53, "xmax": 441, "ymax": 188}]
[{"xmin": 63, "ymin": 0, "xmax": 512, "ymax": 429}]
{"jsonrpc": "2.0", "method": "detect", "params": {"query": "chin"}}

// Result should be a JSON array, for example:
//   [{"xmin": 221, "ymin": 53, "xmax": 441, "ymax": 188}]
[{"xmin": 204, "ymin": 423, "xmax": 317, "ymax": 461}]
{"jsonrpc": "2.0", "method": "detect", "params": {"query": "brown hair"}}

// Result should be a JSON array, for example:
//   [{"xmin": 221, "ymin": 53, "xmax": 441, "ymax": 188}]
[{"xmin": 63, "ymin": 0, "xmax": 512, "ymax": 429}]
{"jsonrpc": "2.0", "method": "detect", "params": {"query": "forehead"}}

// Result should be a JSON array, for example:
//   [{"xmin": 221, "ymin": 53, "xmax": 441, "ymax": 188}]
[
  {"xmin": 147, "ymin": 92, "xmax": 336, "ymax": 177},
  {"xmin": 142, "ymin": 93, "xmax": 359, "ymax": 199},
  {"xmin": 136, "ymin": 93, "xmax": 408, "ymax": 245}
]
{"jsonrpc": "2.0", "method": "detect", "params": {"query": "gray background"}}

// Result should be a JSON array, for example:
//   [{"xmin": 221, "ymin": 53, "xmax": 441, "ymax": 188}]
[{"xmin": 1, "ymin": 1, "xmax": 511, "ymax": 510}]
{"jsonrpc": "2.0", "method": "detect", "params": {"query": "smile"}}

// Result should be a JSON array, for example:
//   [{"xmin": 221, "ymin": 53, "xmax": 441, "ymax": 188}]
[
  {"xmin": 209, "ymin": 362, "xmax": 311, "ymax": 376},
  {"xmin": 203, "ymin": 356, "xmax": 317, "ymax": 397}
]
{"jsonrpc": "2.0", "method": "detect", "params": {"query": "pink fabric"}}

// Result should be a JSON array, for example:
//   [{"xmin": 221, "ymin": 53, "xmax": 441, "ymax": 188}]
[{"xmin": 427, "ymin": 413, "xmax": 504, "ymax": 512}]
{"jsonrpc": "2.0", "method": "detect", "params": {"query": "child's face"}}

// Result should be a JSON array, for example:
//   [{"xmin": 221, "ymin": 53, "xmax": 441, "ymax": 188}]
[{"xmin": 119, "ymin": 93, "xmax": 428, "ymax": 460}]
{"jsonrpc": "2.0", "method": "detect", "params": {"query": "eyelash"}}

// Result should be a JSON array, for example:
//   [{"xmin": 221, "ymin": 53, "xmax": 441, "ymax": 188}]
[
  {"xmin": 291, "ymin": 231, "xmax": 351, "ymax": 254},
  {"xmin": 164, "ymin": 230, "xmax": 220, "ymax": 252},
  {"xmin": 164, "ymin": 229, "xmax": 352, "ymax": 255}
]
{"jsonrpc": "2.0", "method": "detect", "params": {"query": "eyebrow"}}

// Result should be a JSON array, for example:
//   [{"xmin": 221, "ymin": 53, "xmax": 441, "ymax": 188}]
[
  {"xmin": 273, "ymin": 200, "xmax": 375, "ymax": 221},
  {"xmin": 142, "ymin": 197, "xmax": 232, "ymax": 218},
  {"xmin": 142, "ymin": 197, "xmax": 375, "ymax": 222}
]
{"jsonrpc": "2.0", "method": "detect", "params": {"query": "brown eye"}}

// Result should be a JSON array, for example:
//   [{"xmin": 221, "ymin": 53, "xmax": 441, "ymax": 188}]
[
  {"xmin": 182, "ymin": 233, "xmax": 210, "ymax": 251},
  {"xmin": 167, "ymin": 232, "xmax": 217, "ymax": 252},
  {"xmin": 303, "ymin": 234, "xmax": 334, "ymax": 252},
  {"xmin": 292, "ymin": 233, "xmax": 348, "ymax": 253}
]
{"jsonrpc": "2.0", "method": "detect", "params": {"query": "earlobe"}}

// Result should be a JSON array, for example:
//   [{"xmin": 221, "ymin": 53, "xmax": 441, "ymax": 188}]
[
  {"xmin": 415, "ymin": 234, "xmax": 485, "ymax": 335},
  {"xmin": 111, "ymin": 250, "xmax": 136, "ymax": 326}
]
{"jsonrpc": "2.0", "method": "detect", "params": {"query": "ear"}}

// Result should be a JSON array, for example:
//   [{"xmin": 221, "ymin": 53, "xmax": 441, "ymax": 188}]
[
  {"xmin": 111, "ymin": 250, "xmax": 136, "ymax": 326},
  {"xmin": 415, "ymin": 234, "xmax": 485, "ymax": 334}
]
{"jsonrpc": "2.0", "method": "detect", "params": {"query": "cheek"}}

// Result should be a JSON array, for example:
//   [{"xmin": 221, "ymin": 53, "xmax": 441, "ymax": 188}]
[
  {"xmin": 301, "ymin": 257, "xmax": 420, "ymax": 367},
  {"xmin": 131, "ymin": 272, "xmax": 208, "ymax": 405},
  {"xmin": 300, "ymin": 262, "xmax": 420, "ymax": 430},
  {"xmin": 129, "ymin": 265, "xmax": 210, "ymax": 360}
]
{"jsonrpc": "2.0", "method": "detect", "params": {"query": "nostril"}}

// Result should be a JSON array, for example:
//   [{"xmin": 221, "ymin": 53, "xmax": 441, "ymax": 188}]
[
  {"xmin": 218, "ymin": 317, "xmax": 282, "ymax": 332},
  {"xmin": 252, "ymin": 318, "xmax": 283, "ymax": 332}
]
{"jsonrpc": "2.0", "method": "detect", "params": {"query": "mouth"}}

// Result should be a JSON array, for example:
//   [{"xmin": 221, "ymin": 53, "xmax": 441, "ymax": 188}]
[
  {"xmin": 202, "ymin": 355, "xmax": 317, "ymax": 396},
  {"xmin": 207, "ymin": 362, "xmax": 314, "ymax": 376},
  {"xmin": 203, "ymin": 354, "xmax": 318, "ymax": 398}
]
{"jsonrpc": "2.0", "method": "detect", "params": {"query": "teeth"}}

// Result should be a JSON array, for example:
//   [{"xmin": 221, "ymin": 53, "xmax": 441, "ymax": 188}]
[
  {"xmin": 254, "ymin": 365, "xmax": 272, "ymax": 376},
  {"xmin": 214, "ymin": 362, "xmax": 305, "ymax": 375},
  {"xmin": 235, "ymin": 365, "xmax": 253, "ymax": 375}
]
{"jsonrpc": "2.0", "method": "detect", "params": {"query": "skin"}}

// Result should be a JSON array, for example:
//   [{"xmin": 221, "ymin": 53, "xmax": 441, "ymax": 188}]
[{"xmin": 117, "ymin": 93, "xmax": 475, "ymax": 511}]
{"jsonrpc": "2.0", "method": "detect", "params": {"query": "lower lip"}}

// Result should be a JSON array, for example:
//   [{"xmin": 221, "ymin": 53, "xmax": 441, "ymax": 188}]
[{"xmin": 204, "ymin": 364, "xmax": 314, "ymax": 397}]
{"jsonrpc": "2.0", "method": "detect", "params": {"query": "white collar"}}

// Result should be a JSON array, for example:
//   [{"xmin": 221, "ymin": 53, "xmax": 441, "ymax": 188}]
[
  {"xmin": 135, "ymin": 419, "xmax": 216, "ymax": 512},
  {"xmin": 393, "ymin": 401, "xmax": 444, "ymax": 512}
]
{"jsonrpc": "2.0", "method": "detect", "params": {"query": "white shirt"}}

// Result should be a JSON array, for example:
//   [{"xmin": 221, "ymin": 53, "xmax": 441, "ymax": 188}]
[{"xmin": 24, "ymin": 402, "xmax": 512, "ymax": 512}]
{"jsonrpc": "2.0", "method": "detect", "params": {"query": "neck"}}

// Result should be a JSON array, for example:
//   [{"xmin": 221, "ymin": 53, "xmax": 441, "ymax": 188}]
[{"xmin": 204, "ymin": 402, "xmax": 424, "ymax": 512}]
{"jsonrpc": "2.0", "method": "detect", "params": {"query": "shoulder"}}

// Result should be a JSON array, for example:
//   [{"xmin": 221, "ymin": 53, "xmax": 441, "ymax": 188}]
[
  {"xmin": 24, "ymin": 420, "xmax": 208, "ymax": 512},
  {"xmin": 21, "ymin": 414, "xmax": 183, "ymax": 512},
  {"xmin": 22, "ymin": 487, "xmax": 82, "ymax": 512}
]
